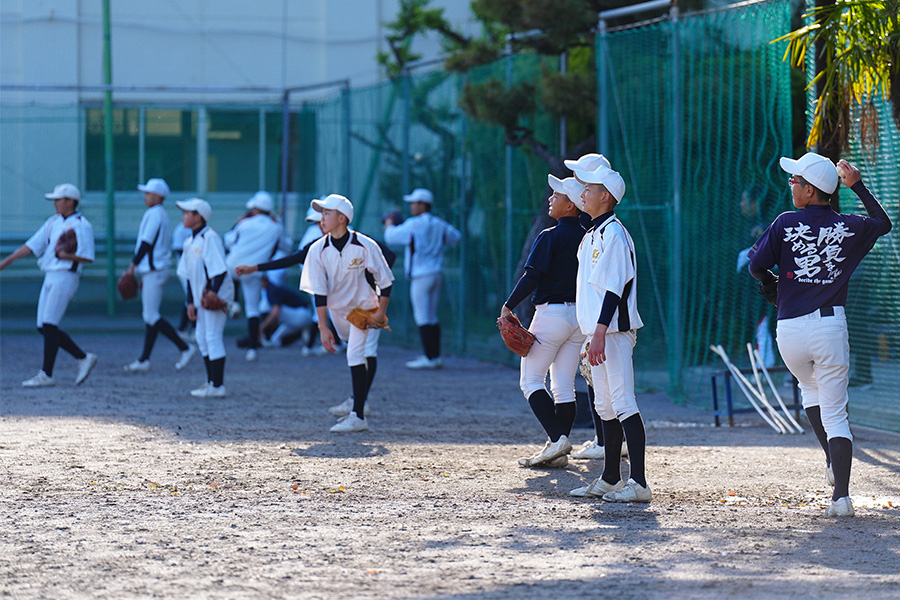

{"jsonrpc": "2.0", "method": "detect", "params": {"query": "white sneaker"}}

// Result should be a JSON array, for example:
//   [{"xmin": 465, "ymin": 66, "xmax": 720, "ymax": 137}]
[
  {"xmin": 178, "ymin": 329, "xmax": 194, "ymax": 343},
  {"xmin": 328, "ymin": 397, "xmax": 371, "ymax": 417},
  {"xmin": 205, "ymin": 385, "xmax": 227, "ymax": 398},
  {"xmin": 542, "ymin": 455, "xmax": 568, "ymax": 468},
  {"xmin": 175, "ymin": 345, "xmax": 197, "ymax": 371},
  {"xmin": 518, "ymin": 435, "xmax": 572, "ymax": 467},
  {"xmin": 825, "ymin": 496, "xmax": 854, "ymax": 517},
  {"xmin": 74, "ymin": 353, "xmax": 98, "ymax": 385},
  {"xmin": 124, "ymin": 359, "xmax": 151, "ymax": 373},
  {"xmin": 571, "ymin": 438, "xmax": 605, "ymax": 459},
  {"xmin": 405, "ymin": 355, "xmax": 442, "ymax": 370},
  {"xmin": 190, "ymin": 382, "xmax": 212, "ymax": 397},
  {"xmin": 602, "ymin": 478, "xmax": 652, "ymax": 503},
  {"xmin": 300, "ymin": 346, "xmax": 311, "ymax": 357},
  {"xmin": 245, "ymin": 349, "xmax": 258, "ymax": 362},
  {"xmin": 329, "ymin": 414, "xmax": 369, "ymax": 433},
  {"xmin": 22, "ymin": 370, "xmax": 56, "ymax": 388},
  {"xmin": 570, "ymin": 477, "xmax": 624, "ymax": 498},
  {"xmin": 826, "ymin": 464, "xmax": 835, "ymax": 487}
]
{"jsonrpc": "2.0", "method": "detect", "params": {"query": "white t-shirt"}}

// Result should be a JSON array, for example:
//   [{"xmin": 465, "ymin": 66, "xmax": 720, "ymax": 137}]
[
  {"xmin": 224, "ymin": 213, "xmax": 283, "ymax": 271},
  {"xmin": 300, "ymin": 230, "xmax": 394, "ymax": 312},
  {"xmin": 133, "ymin": 204, "xmax": 172, "ymax": 274},
  {"xmin": 384, "ymin": 211, "xmax": 461, "ymax": 278},
  {"xmin": 576, "ymin": 215, "xmax": 643, "ymax": 335},
  {"xmin": 177, "ymin": 226, "xmax": 234, "ymax": 304},
  {"xmin": 26, "ymin": 212, "xmax": 95, "ymax": 274}
]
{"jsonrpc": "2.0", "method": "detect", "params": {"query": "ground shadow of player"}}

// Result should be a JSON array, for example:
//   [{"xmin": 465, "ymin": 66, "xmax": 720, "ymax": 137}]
[{"xmin": 292, "ymin": 443, "xmax": 390, "ymax": 459}]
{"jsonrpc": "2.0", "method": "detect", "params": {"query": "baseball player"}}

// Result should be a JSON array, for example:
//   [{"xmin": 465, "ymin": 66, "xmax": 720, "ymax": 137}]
[
  {"xmin": 176, "ymin": 198, "xmax": 234, "ymax": 398},
  {"xmin": 225, "ymin": 191, "xmax": 288, "ymax": 362},
  {"xmin": 747, "ymin": 153, "xmax": 892, "ymax": 517},
  {"xmin": 501, "ymin": 174, "xmax": 587, "ymax": 468},
  {"xmin": 384, "ymin": 188, "xmax": 461, "ymax": 369},
  {"xmin": 570, "ymin": 165, "xmax": 651, "ymax": 503},
  {"xmin": 257, "ymin": 275, "xmax": 315, "ymax": 348},
  {"xmin": 300, "ymin": 194, "xmax": 394, "ymax": 433},
  {"xmin": 122, "ymin": 178, "xmax": 197, "ymax": 373},
  {"xmin": 171, "ymin": 221, "xmax": 194, "ymax": 341},
  {"xmin": 0, "ymin": 183, "xmax": 98, "ymax": 387}
]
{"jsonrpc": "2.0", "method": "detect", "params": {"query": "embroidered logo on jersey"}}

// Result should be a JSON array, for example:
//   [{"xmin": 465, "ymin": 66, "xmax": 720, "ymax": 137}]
[
  {"xmin": 348, "ymin": 257, "xmax": 365, "ymax": 270},
  {"xmin": 783, "ymin": 221, "xmax": 854, "ymax": 284}
]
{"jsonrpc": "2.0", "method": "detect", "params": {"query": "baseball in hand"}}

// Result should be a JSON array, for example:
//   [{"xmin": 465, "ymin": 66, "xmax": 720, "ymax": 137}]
[{"xmin": 836, "ymin": 165, "xmax": 846, "ymax": 179}]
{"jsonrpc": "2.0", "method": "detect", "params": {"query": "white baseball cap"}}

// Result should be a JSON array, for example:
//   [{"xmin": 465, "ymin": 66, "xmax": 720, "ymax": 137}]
[
  {"xmin": 403, "ymin": 188, "xmax": 434, "ymax": 204},
  {"xmin": 548, "ymin": 175, "xmax": 586, "ymax": 210},
  {"xmin": 564, "ymin": 153, "xmax": 611, "ymax": 173},
  {"xmin": 245, "ymin": 191, "xmax": 274, "ymax": 213},
  {"xmin": 44, "ymin": 183, "xmax": 81, "ymax": 201},
  {"xmin": 176, "ymin": 198, "xmax": 212, "ymax": 222},
  {"xmin": 311, "ymin": 193, "xmax": 354, "ymax": 223},
  {"xmin": 137, "ymin": 178, "xmax": 170, "ymax": 198},
  {"xmin": 305, "ymin": 205, "xmax": 322, "ymax": 222},
  {"xmin": 779, "ymin": 152, "xmax": 839, "ymax": 194},
  {"xmin": 575, "ymin": 165, "xmax": 626, "ymax": 202}
]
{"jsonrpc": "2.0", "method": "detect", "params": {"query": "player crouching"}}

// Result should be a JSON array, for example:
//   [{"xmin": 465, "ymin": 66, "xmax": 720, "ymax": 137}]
[{"xmin": 300, "ymin": 194, "xmax": 394, "ymax": 433}]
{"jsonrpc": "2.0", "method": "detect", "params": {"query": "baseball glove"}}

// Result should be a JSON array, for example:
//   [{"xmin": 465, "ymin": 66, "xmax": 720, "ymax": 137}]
[
  {"xmin": 381, "ymin": 210, "xmax": 404, "ymax": 226},
  {"xmin": 758, "ymin": 276, "xmax": 778, "ymax": 307},
  {"xmin": 497, "ymin": 313, "xmax": 538, "ymax": 357},
  {"xmin": 54, "ymin": 228, "xmax": 77, "ymax": 257},
  {"xmin": 201, "ymin": 289, "xmax": 228, "ymax": 313},
  {"xmin": 117, "ymin": 271, "xmax": 139, "ymax": 300},
  {"xmin": 346, "ymin": 307, "xmax": 391, "ymax": 331},
  {"xmin": 579, "ymin": 340, "xmax": 593, "ymax": 387}
]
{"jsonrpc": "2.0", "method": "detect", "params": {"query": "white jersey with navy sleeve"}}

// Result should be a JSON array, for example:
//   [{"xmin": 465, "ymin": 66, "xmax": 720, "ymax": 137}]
[
  {"xmin": 576, "ymin": 215, "xmax": 642, "ymax": 335},
  {"xmin": 300, "ymin": 230, "xmax": 394, "ymax": 312},
  {"xmin": 134, "ymin": 204, "xmax": 172, "ymax": 274},
  {"xmin": 384, "ymin": 212, "xmax": 461, "ymax": 278},
  {"xmin": 26, "ymin": 213, "xmax": 95, "ymax": 274},
  {"xmin": 178, "ymin": 226, "xmax": 234, "ymax": 304}
]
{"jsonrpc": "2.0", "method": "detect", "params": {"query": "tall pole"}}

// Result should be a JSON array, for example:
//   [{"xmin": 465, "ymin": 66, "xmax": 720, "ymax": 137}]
[
  {"xmin": 402, "ymin": 68, "xmax": 411, "ymax": 197},
  {"xmin": 102, "ymin": 0, "xmax": 115, "ymax": 316},
  {"xmin": 504, "ymin": 39, "xmax": 513, "ymax": 289},
  {"xmin": 669, "ymin": 3, "xmax": 683, "ymax": 395}
]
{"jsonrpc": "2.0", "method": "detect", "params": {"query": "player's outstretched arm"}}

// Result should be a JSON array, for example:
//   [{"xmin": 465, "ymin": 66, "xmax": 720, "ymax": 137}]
[
  {"xmin": 0, "ymin": 244, "xmax": 33, "ymax": 271},
  {"xmin": 234, "ymin": 264, "xmax": 258, "ymax": 276}
]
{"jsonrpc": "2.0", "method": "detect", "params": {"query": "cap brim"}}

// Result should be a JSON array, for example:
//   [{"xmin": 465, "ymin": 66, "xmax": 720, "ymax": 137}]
[
  {"xmin": 779, "ymin": 157, "xmax": 801, "ymax": 175},
  {"xmin": 547, "ymin": 175, "xmax": 566, "ymax": 195}
]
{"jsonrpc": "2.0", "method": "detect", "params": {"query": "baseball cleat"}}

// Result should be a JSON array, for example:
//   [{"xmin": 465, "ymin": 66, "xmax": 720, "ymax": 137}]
[
  {"xmin": 175, "ymin": 345, "xmax": 197, "ymax": 371},
  {"xmin": 245, "ymin": 349, "xmax": 258, "ymax": 362},
  {"xmin": 540, "ymin": 455, "xmax": 568, "ymax": 468},
  {"xmin": 826, "ymin": 464, "xmax": 835, "ymax": 487},
  {"xmin": 602, "ymin": 478, "xmax": 652, "ymax": 503},
  {"xmin": 405, "ymin": 356, "xmax": 442, "ymax": 370},
  {"xmin": 570, "ymin": 477, "xmax": 624, "ymax": 498},
  {"xmin": 825, "ymin": 496, "xmax": 854, "ymax": 517},
  {"xmin": 205, "ymin": 385, "xmax": 227, "ymax": 398},
  {"xmin": 190, "ymin": 382, "xmax": 212, "ymax": 397},
  {"xmin": 571, "ymin": 438, "xmax": 605, "ymax": 459},
  {"xmin": 328, "ymin": 397, "xmax": 371, "ymax": 418},
  {"xmin": 329, "ymin": 414, "xmax": 369, "ymax": 433},
  {"xmin": 518, "ymin": 435, "xmax": 572, "ymax": 467},
  {"xmin": 124, "ymin": 359, "xmax": 151, "ymax": 373},
  {"xmin": 74, "ymin": 353, "xmax": 98, "ymax": 385},
  {"xmin": 21, "ymin": 370, "xmax": 56, "ymax": 388}
]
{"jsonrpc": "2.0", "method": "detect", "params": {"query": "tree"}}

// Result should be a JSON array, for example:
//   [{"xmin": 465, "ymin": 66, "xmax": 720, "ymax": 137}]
[{"xmin": 776, "ymin": 0, "xmax": 900, "ymax": 155}]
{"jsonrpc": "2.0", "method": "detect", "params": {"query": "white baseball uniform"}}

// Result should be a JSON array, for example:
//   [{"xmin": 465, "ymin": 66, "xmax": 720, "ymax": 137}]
[
  {"xmin": 134, "ymin": 204, "xmax": 172, "ymax": 324},
  {"xmin": 26, "ymin": 212, "xmax": 95, "ymax": 327},
  {"xmin": 576, "ymin": 215, "xmax": 642, "ymax": 421},
  {"xmin": 178, "ymin": 226, "xmax": 234, "ymax": 360},
  {"xmin": 225, "ymin": 213, "xmax": 284, "ymax": 319},
  {"xmin": 300, "ymin": 230, "xmax": 394, "ymax": 367}
]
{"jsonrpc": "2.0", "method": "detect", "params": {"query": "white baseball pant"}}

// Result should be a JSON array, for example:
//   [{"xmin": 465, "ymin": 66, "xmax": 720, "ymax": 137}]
[
  {"xmin": 36, "ymin": 271, "xmax": 80, "ymax": 327},
  {"xmin": 140, "ymin": 269, "xmax": 168, "ymax": 325},
  {"xmin": 776, "ymin": 307, "xmax": 852, "ymax": 441},
  {"xmin": 331, "ymin": 310, "xmax": 369, "ymax": 367},
  {"xmin": 590, "ymin": 330, "xmax": 640, "ymax": 421},
  {"xmin": 365, "ymin": 327, "xmax": 381, "ymax": 358},
  {"xmin": 410, "ymin": 272, "xmax": 442, "ymax": 325},
  {"xmin": 240, "ymin": 271, "xmax": 263, "ymax": 319},
  {"xmin": 195, "ymin": 306, "xmax": 227, "ymax": 361},
  {"xmin": 519, "ymin": 303, "xmax": 584, "ymax": 404}
]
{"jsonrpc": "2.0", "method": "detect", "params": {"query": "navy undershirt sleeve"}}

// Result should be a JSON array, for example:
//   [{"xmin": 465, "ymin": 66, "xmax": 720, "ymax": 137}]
[
  {"xmin": 258, "ymin": 242, "xmax": 311, "ymax": 271},
  {"xmin": 132, "ymin": 241, "xmax": 153, "ymax": 266},
  {"xmin": 379, "ymin": 285, "xmax": 392, "ymax": 298},
  {"xmin": 597, "ymin": 290, "xmax": 621, "ymax": 327},
  {"xmin": 186, "ymin": 282, "xmax": 193, "ymax": 305},
  {"xmin": 504, "ymin": 268, "xmax": 540, "ymax": 310},
  {"xmin": 208, "ymin": 272, "xmax": 225, "ymax": 293},
  {"xmin": 315, "ymin": 294, "xmax": 327, "ymax": 308}
]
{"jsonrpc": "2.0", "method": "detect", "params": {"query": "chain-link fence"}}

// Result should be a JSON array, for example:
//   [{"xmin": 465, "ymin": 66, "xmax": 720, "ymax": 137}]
[{"xmin": 2, "ymin": 0, "xmax": 897, "ymax": 430}]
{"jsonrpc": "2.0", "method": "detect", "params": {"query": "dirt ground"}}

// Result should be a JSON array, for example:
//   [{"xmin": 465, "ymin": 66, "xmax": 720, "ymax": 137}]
[{"xmin": 1, "ymin": 333, "xmax": 898, "ymax": 600}]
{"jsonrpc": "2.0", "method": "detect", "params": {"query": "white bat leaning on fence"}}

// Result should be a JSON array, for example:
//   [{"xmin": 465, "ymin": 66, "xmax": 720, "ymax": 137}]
[
  {"xmin": 750, "ymin": 346, "xmax": 804, "ymax": 434},
  {"xmin": 745, "ymin": 343, "xmax": 795, "ymax": 434},
  {"xmin": 709, "ymin": 344, "xmax": 785, "ymax": 434}
]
